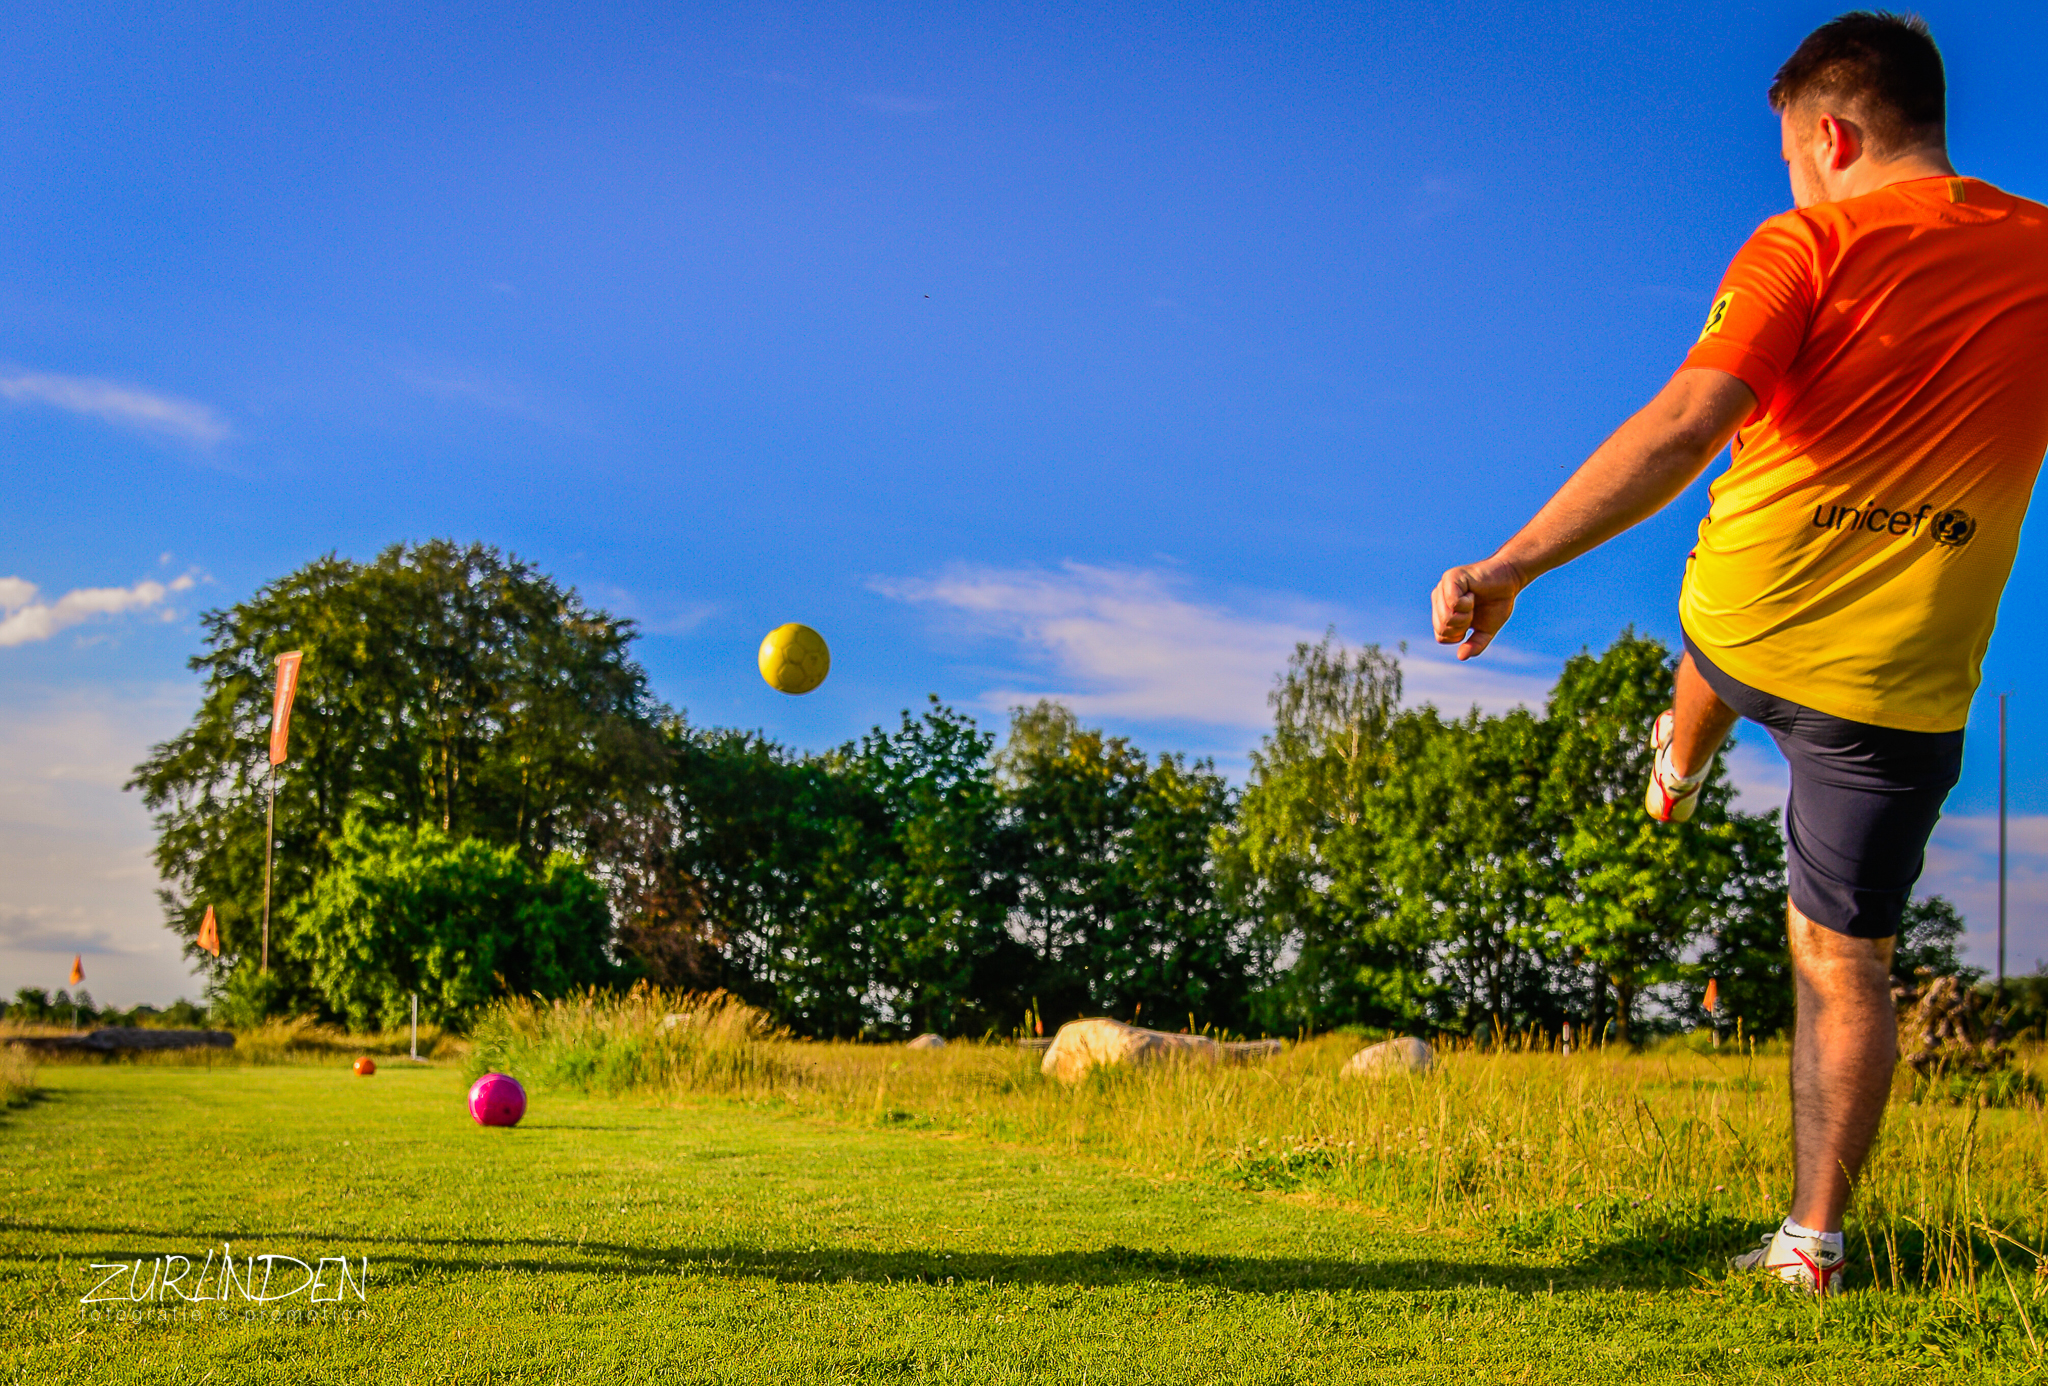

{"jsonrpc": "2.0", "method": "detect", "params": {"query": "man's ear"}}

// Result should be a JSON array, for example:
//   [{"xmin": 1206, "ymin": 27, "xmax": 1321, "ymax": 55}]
[{"xmin": 1816, "ymin": 113, "xmax": 1864, "ymax": 170}]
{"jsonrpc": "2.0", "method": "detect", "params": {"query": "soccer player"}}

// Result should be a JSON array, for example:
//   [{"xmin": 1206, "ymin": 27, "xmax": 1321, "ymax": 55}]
[{"xmin": 1430, "ymin": 12, "xmax": 2048, "ymax": 1293}]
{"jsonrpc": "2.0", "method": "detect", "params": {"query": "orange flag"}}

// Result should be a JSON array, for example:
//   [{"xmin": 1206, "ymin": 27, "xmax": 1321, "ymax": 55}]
[
  {"xmin": 269, "ymin": 651, "xmax": 305, "ymax": 766},
  {"xmin": 69, "ymin": 954, "xmax": 84, "ymax": 987},
  {"xmin": 1703, "ymin": 977, "xmax": 1720, "ymax": 1015},
  {"xmin": 197, "ymin": 905, "xmax": 221, "ymax": 957}
]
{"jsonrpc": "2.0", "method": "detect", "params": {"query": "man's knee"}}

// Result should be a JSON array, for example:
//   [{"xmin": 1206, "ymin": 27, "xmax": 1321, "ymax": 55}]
[{"xmin": 1789, "ymin": 901, "xmax": 1894, "ymax": 1024}]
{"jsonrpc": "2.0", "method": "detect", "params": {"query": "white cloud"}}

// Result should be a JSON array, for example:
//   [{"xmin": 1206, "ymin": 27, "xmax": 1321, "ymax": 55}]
[
  {"xmin": 1921, "ymin": 813, "xmax": 2048, "ymax": 976},
  {"xmin": 396, "ymin": 367, "xmax": 534, "ymax": 416},
  {"xmin": 1720, "ymin": 736, "xmax": 1791, "ymax": 816},
  {"xmin": 1396, "ymin": 642, "xmax": 1563, "ymax": 720},
  {"xmin": 0, "ymin": 371, "xmax": 230, "ymax": 446},
  {"xmin": 880, "ymin": 562, "xmax": 1553, "ymax": 730},
  {"xmin": 0, "ymin": 573, "xmax": 197, "ymax": 648},
  {"xmin": 0, "ymin": 686, "xmax": 206, "ymax": 1006}
]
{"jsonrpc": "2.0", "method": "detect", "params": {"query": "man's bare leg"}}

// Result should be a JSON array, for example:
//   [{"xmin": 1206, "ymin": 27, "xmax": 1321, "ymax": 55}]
[
  {"xmin": 1787, "ymin": 906, "xmax": 1897, "ymax": 1232},
  {"xmin": 1669, "ymin": 651, "xmax": 1740, "ymax": 776}
]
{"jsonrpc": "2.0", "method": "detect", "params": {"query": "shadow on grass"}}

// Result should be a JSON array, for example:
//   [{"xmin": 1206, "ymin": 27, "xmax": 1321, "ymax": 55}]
[
  {"xmin": 2, "ymin": 1218, "xmax": 1761, "ymax": 1293},
  {"xmin": 0, "ymin": 1088, "xmax": 54, "ymax": 1120}
]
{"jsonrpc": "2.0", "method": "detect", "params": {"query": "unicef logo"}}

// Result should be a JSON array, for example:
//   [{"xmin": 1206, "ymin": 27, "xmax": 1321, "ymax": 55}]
[{"xmin": 1931, "ymin": 509, "xmax": 1977, "ymax": 548}]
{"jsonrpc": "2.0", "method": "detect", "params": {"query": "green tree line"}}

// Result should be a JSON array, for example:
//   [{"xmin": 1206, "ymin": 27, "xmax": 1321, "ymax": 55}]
[{"xmin": 129, "ymin": 540, "xmax": 1969, "ymax": 1039}]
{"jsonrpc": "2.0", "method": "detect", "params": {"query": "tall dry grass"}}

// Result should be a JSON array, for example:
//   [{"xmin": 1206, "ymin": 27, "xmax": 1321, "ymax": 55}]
[
  {"xmin": 467, "ymin": 986, "xmax": 2048, "ymax": 1295},
  {"xmin": 466, "ymin": 986, "xmax": 787, "ymax": 1093},
  {"xmin": 0, "ymin": 1045, "xmax": 37, "ymax": 1106}
]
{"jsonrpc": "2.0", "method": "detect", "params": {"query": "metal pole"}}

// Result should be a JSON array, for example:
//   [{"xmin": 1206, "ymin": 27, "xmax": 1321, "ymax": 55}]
[
  {"xmin": 261, "ymin": 762, "xmax": 276, "ymax": 974},
  {"xmin": 411, "ymin": 993, "xmax": 418, "ymax": 1061},
  {"xmin": 1998, "ymin": 693, "xmax": 2008, "ymax": 991}
]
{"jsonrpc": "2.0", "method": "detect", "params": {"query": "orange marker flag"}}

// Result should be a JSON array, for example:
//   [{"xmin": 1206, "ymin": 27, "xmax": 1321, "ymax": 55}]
[
  {"xmin": 269, "ymin": 651, "xmax": 305, "ymax": 766},
  {"xmin": 69, "ymin": 954, "xmax": 84, "ymax": 987},
  {"xmin": 1703, "ymin": 977, "xmax": 1720, "ymax": 1015},
  {"xmin": 197, "ymin": 905, "xmax": 221, "ymax": 957}
]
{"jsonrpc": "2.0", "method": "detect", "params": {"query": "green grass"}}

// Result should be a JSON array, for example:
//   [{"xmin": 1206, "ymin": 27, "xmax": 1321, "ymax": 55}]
[
  {"xmin": 465, "ymin": 990, "xmax": 2048, "ymax": 1296},
  {"xmin": 4, "ymin": 1056, "xmax": 2046, "ymax": 1382}
]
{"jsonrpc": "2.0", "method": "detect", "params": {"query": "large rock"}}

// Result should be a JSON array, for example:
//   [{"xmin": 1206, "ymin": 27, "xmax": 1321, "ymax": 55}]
[
  {"xmin": 10, "ymin": 1028, "xmax": 234, "ymax": 1054},
  {"xmin": 1040, "ymin": 1018, "xmax": 1220, "ymax": 1083},
  {"xmin": 1340, "ymin": 1036, "xmax": 1432, "ymax": 1079},
  {"xmin": 906, "ymin": 1033, "xmax": 946, "ymax": 1050}
]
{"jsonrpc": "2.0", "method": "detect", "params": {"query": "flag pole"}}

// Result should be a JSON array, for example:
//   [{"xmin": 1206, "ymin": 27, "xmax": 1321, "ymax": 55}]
[
  {"xmin": 259, "ymin": 650, "xmax": 303, "ymax": 978},
  {"xmin": 262, "ymin": 761, "xmax": 276, "ymax": 973},
  {"xmin": 1998, "ymin": 691, "xmax": 2008, "ymax": 993}
]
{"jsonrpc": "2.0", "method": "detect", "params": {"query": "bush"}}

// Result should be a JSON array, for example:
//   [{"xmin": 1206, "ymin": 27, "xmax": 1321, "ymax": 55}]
[
  {"xmin": 292, "ymin": 815, "xmax": 615, "ymax": 1032},
  {"xmin": 210, "ymin": 968, "xmax": 299, "ymax": 1030}
]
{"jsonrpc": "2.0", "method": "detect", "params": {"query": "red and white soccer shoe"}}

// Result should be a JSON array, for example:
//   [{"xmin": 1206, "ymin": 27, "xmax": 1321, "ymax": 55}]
[
  {"xmin": 1729, "ymin": 1225, "xmax": 1848, "ymax": 1295},
  {"xmin": 1645, "ymin": 710, "xmax": 1708, "ymax": 823}
]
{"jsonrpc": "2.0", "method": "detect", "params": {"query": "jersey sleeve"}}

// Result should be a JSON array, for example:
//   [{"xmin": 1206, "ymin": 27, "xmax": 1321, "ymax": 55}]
[{"xmin": 1681, "ymin": 215, "xmax": 1818, "ymax": 405}]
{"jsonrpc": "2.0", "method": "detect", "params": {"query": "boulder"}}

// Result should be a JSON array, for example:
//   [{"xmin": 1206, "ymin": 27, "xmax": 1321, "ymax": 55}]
[
  {"xmin": 1340, "ymin": 1036, "xmax": 1432, "ymax": 1079},
  {"xmin": 1040, "ymin": 1018, "xmax": 1219, "ymax": 1083},
  {"xmin": 906, "ymin": 1033, "xmax": 947, "ymax": 1050},
  {"xmin": 10, "ymin": 1028, "xmax": 234, "ymax": 1055}
]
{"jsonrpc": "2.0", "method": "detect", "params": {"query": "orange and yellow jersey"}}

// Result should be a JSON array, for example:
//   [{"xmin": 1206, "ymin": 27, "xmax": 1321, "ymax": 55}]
[{"xmin": 1678, "ymin": 176, "xmax": 2048, "ymax": 732}]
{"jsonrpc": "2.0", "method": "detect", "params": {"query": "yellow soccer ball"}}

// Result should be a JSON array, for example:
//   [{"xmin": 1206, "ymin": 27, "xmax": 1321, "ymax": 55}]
[{"xmin": 758, "ymin": 623, "xmax": 831, "ymax": 695}]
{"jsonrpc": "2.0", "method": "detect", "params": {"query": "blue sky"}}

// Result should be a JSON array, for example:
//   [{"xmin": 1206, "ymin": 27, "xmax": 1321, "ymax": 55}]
[{"xmin": 6, "ymin": 1, "xmax": 2046, "ymax": 1004}]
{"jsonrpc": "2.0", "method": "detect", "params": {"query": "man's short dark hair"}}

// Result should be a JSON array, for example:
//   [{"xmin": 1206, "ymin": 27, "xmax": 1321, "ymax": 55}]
[{"xmin": 1769, "ymin": 12, "xmax": 1946, "ymax": 157}]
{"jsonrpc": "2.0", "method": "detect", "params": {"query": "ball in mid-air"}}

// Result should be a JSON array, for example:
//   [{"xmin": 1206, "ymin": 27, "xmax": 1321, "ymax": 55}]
[
  {"xmin": 353, "ymin": 1055, "xmax": 376, "ymax": 1076},
  {"xmin": 758, "ymin": 623, "xmax": 831, "ymax": 695},
  {"xmin": 468, "ymin": 1072, "xmax": 526, "ymax": 1127}
]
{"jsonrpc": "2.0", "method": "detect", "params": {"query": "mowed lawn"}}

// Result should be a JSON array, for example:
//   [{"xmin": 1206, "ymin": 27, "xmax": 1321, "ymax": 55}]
[{"xmin": 0, "ymin": 1063, "xmax": 2032, "ymax": 1384}]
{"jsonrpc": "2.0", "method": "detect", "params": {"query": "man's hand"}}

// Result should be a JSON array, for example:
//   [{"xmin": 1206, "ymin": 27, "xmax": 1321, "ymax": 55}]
[
  {"xmin": 1433, "ymin": 557, "xmax": 1525, "ymax": 660},
  {"xmin": 1425, "ymin": 368, "xmax": 1756, "ymax": 660}
]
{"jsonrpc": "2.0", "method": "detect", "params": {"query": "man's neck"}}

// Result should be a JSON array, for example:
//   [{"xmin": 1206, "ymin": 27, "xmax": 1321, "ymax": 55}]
[{"xmin": 1831, "ymin": 148, "xmax": 1958, "ymax": 202}]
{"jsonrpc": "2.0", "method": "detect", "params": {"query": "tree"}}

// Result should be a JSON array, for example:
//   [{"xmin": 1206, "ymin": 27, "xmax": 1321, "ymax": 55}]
[
  {"xmin": 1692, "ymin": 808, "xmax": 1794, "ymax": 1038},
  {"xmin": 1895, "ymin": 894, "xmax": 1974, "ymax": 985},
  {"xmin": 605, "ymin": 701, "xmax": 1029, "ymax": 1038},
  {"xmin": 1218, "ymin": 634, "xmax": 1417, "ymax": 1032},
  {"xmin": 1002, "ymin": 701, "xmax": 1262, "ymax": 1031},
  {"xmin": 130, "ymin": 540, "xmax": 660, "ymax": 1013},
  {"xmin": 1541, "ymin": 631, "xmax": 1751, "ymax": 1042},
  {"xmin": 292, "ymin": 816, "xmax": 614, "ymax": 1031},
  {"xmin": 1376, "ymin": 706, "xmax": 1565, "ymax": 1035},
  {"xmin": 616, "ymin": 723, "xmax": 881, "ymax": 1034},
  {"xmin": 847, "ymin": 698, "xmax": 1028, "ymax": 1037}
]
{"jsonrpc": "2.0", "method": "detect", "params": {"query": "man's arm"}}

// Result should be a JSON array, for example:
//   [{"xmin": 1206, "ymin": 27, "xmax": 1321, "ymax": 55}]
[{"xmin": 1431, "ymin": 367, "xmax": 1758, "ymax": 660}]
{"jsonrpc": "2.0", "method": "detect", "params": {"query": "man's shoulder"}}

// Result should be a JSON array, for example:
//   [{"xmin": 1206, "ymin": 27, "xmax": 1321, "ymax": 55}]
[
  {"xmin": 1991, "ymin": 184, "xmax": 2048, "ymax": 224},
  {"xmin": 1725, "ymin": 207, "xmax": 1829, "ymax": 269}
]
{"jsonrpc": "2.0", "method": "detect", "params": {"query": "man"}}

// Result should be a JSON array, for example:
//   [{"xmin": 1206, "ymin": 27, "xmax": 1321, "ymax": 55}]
[{"xmin": 1431, "ymin": 12, "xmax": 2048, "ymax": 1293}]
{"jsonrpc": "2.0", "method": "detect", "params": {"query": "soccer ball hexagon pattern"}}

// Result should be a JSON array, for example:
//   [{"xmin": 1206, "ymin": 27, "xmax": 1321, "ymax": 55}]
[{"xmin": 758, "ymin": 623, "xmax": 831, "ymax": 695}]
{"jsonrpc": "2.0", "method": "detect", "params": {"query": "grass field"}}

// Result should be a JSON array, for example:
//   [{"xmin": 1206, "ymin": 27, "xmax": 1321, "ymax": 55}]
[{"xmin": 4, "ymin": 1029, "xmax": 2046, "ymax": 1383}]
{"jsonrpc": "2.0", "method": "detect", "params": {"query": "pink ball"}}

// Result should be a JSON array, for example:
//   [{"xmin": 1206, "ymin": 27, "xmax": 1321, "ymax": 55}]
[{"xmin": 467, "ymin": 1072, "xmax": 526, "ymax": 1127}]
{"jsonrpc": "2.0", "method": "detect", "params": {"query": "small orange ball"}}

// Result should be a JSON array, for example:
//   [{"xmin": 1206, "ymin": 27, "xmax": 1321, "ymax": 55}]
[{"xmin": 353, "ymin": 1056, "xmax": 376, "ymax": 1076}]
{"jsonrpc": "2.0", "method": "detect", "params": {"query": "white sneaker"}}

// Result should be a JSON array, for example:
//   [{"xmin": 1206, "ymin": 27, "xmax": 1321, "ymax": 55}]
[
  {"xmin": 1729, "ymin": 1225, "xmax": 1847, "ymax": 1295},
  {"xmin": 1645, "ymin": 710, "xmax": 1706, "ymax": 823}
]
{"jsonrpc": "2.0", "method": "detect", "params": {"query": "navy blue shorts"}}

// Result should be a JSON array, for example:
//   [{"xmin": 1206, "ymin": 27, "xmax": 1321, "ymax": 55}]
[{"xmin": 1683, "ymin": 635, "xmax": 1963, "ymax": 940}]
